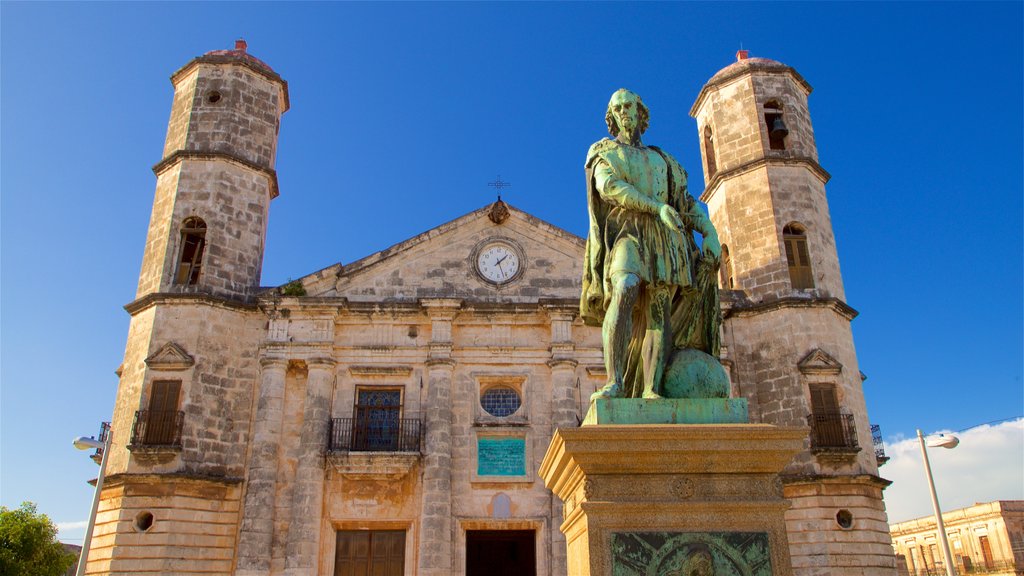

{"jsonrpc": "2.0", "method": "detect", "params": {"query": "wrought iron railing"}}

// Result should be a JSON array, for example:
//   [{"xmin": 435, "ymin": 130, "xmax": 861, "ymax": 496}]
[
  {"xmin": 807, "ymin": 412, "xmax": 859, "ymax": 450},
  {"xmin": 129, "ymin": 410, "xmax": 184, "ymax": 447},
  {"xmin": 328, "ymin": 417, "xmax": 422, "ymax": 453},
  {"xmin": 871, "ymin": 424, "xmax": 890, "ymax": 465},
  {"xmin": 90, "ymin": 421, "xmax": 111, "ymax": 464}
]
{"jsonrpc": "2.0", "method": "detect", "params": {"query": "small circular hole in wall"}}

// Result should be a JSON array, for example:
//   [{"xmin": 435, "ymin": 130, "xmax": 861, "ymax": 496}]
[
  {"xmin": 207, "ymin": 91, "xmax": 222, "ymax": 104},
  {"xmin": 836, "ymin": 509, "xmax": 854, "ymax": 529},
  {"xmin": 134, "ymin": 511, "xmax": 155, "ymax": 532}
]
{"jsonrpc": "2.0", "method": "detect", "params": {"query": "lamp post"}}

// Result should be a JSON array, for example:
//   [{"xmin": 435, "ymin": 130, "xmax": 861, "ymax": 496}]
[
  {"xmin": 917, "ymin": 429, "xmax": 959, "ymax": 576},
  {"xmin": 72, "ymin": 431, "xmax": 112, "ymax": 576}
]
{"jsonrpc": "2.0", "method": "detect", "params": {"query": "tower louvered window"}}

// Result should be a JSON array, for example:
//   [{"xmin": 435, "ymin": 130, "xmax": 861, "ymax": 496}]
[
  {"xmin": 783, "ymin": 224, "xmax": 814, "ymax": 290},
  {"xmin": 175, "ymin": 217, "xmax": 206, "ymax": 285},
  {"xmin": 703, "ymin": 125, "xmax": 718, "ymax": 179},
  {"xmin": 720, "ymin": 244, "xmax": 734, "ymax": 289}
]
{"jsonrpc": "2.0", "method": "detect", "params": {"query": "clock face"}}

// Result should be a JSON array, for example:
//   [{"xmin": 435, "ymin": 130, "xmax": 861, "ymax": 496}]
[{"xmin": 476, "ymin": 243, "xmax": 521, "ymax": 284}]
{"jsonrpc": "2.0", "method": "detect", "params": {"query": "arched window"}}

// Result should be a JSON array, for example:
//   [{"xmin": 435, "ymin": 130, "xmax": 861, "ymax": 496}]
[
  {"xmin": 175, "ymin": 217, "xmax": 206, "ymax": 285},
  {"xmin": 703, "ymin": 125, "xmax": 718, "ymax": 179},
  {"xmin": 783, "ymin": 223, "xmax": 813, "ymax": 289},
  {"xmin": 720, "ymin": 244, "xmax": 734, "ymax": 289},
  {"xmin": 764, "ymin": 100, "xmax": 788, "ymax": 151}
]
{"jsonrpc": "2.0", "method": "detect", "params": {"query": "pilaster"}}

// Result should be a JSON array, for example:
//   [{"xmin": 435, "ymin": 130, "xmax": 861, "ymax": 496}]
[
  {"xmin": 418, "ymin": 298, "xmax": 460, "ymax": 576},
  {"xmin": 283, "ymin": 358, "xmax": 336, "ymax": 576},
  {"xmin": 236, "ymin": 356, "xmax": 288, "ymax": 576}
]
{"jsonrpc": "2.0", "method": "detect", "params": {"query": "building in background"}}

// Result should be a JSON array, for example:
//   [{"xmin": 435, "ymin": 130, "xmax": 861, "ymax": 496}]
[
  {"xmin": 80, "ymin": 43, "xmax": 897, "ymax": 575},
  {"xmin": 891, "ymin": 500, "xmax": 1024, "ymax": 576}
]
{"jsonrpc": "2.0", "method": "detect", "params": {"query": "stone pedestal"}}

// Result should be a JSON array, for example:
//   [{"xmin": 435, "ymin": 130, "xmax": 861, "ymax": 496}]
[{"xmin": 539, "ymin": 422, "xmax": 806, "ymax": 575}]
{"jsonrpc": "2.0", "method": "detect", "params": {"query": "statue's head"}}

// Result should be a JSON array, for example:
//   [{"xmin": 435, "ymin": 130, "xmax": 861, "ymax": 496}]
[{"xmin": 605, "ymin": 89, "xmax": 650, "ymax": 137}]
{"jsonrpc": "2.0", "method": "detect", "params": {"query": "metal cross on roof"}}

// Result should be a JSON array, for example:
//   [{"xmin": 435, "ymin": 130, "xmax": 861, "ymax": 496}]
[{"xmin": 487, "ymin": 175, "xmax": 512, "ymax": 201}]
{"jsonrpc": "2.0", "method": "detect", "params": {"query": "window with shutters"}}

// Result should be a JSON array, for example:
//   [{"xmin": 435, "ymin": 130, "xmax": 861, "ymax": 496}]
[
  {"xmin": 783, "ymin": 223, "xmax": 814, "ymax": 290},
  {"xmin": 720, "ymin": 244, "xmax": 734, "ymax": 289},
  {"xmin": 703, "ymin": 125, "xmax": 718, "ymax": 179},
  {"xmin": 807, "ymin": 383, "xmax": 857, "ymax": 450},
  {"xmin": 140, "ymin": 380, "xmax": 182, "ymax": 446},
  {"xmin": 980, "ymin": 535, "xmax": 994, "ymax": 569},
  {"xmin": 175, "ymin": 217, "xmax": 206, "ymax": 285},
  {"xmin": 334, "ymin": 530, "xmax": 405, "ymax": 576}
]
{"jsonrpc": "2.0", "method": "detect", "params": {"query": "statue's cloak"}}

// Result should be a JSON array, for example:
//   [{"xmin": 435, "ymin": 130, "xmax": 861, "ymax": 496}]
[{"xmin": 580, "ymin": 138, "xmax": 721, "ymax": 393}]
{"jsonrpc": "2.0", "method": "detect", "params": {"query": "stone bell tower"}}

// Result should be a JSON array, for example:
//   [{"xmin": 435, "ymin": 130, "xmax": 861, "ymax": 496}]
[
  {"xmin": 136, "ymin": 38, "xmax": 288, "ymax": 303},
  {"xmin": 84, "ymin": 41, "xmax": 289, "ymax": 575},
  {"xmin": 691, "ymin": 51, "xmax": 898, "ymax": 575}
]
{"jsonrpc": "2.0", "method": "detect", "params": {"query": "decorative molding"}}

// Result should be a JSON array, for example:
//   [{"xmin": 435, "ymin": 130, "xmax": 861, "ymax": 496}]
[
  {"xmin": 125, "ymin": 292, "xmax": 257, "ymax": 315},
  {"xmin": 547, "ymin": 358, "xmax": 579, "ymax": 370},
  {"xmin": 586, "ymin": 365, "xmax": 607, "ymax": 377},
  {"xmin": 690, "ymin": 60, "xmax": 812, "ymax": 117},
  {"xmin": 152, "ymin": 150, "xmax": 280, "ymax": 199},
  {"xmin": 700, "ymin": 156, "xmax": 830, "ymax": 204},
  {"xmin": 126, "ymin": 444, "xmax": 182, "ymax": 465},
  {"xmin": 797, "ymin": 349, "xmax": 843, "ymax": 376},
  {"xmin": 723, "ymin": 296, "xmax": 858, "ymax": 321},
  {"xmin": 170, "ymin": 54, "xmax": 289, "ymax": 112},
  {"xmin": 425, "ymin": 357, "xmax": 456, "ymax": 369},
  {"xmin": 326, "ymin": 452, "xmax": 419, "ymax": 479},
  {"xmin": 145, "ymin": 342, "xmax": 195, "ymax": 371},
  {"xmin": 349, "ymin": 365, "xmax": 413, "ymax": 378}
]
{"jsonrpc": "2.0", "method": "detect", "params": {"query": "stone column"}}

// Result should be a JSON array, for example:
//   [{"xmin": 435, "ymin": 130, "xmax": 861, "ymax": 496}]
[
  {"xmin": 236, "ymin": 356, "xmax": 287, "ymax": 576},
  {"xmin": 284, "ymin": 358, "xmax": 336, "ymax": 576},
  {"xmin": 417, "ymin": 299, "xmax": 460, "ymax": 576},
  {"xmin": 547, "ymin": 307, "xmax": 579, "ymax": 576}
]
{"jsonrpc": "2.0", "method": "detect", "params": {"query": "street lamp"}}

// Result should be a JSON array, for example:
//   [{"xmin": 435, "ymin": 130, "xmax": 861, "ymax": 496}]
[
  {"xmin": 917, "ymin": 429, "xmax": 960, "ymax": 576},
  {"xmin": 72, "ymin": 431, "xmax": 112, "ymax": 576}
]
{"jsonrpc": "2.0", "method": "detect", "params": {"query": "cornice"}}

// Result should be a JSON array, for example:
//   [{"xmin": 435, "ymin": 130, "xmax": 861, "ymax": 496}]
[
  {"xmin": 700, "ymin": 156, "xmax": 830, "ymax": 203},
  {"xmin": 154, "ymin": 150, "xmax": 279, "ymax": 199},
  {"xmin": 724, "ymin": 296, "xmax": 858, "ymax": 321},
  {"xmin": 102, "ymin": 471, "xmax": 244, "ymax": 488},
  {"xmin": 170, "ymin": 55, "xmax": 290, "ymax": 112},
  {"xmin": 690, "ymin": 63, "xmax": 812, "ymax": 118},
  {"xmin": 125, "ymin": 292, "xmax": 257, "ymax": 316},
  {"xmin": 779, "ymin": 473, "xmax": 892, "ymax": 489}
]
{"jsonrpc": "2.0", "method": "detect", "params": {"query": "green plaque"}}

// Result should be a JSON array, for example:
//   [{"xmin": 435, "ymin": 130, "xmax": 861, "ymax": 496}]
[
  {"xmin": 477, "ymin": 436, "xmax": 526, "ymax": 476},
  {"xmin": 611, "ymin": 532, "xmax": 772, "ymax": 575}
]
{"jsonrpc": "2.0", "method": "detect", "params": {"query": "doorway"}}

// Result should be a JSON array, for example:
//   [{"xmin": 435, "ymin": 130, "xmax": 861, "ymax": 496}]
[{"xmin": 465, "ymin": 530, "xmax": 536, "ymax": 576}]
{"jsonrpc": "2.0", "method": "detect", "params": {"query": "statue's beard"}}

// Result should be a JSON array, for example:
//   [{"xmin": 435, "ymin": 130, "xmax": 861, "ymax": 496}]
[{"xmin": 618, "ymin": 125, "xmax": 641, "ymax": 145}]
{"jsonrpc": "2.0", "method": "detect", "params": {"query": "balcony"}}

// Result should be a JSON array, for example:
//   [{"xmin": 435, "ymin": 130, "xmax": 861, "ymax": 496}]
[
  {"xmin": 90, "ymin": 421, "xmax": 111, "ymax": 465},
  {"xmin": 871, "ymin": 424, "xmax": 890, "ymax": 467},
  {"xmin": 128, "ymin": 410, "xmax": 183, "ymax": 463},
  {"xmin": 807, "ymin": 412, "xmax": 860, "ymax": 463},
  {"xmin": 326, "ymin": 417, "xmax": 422, "ymax": 479},
  {"xmin": 328, "ymin": 417, "xmax": 422, "ymax": 453}
]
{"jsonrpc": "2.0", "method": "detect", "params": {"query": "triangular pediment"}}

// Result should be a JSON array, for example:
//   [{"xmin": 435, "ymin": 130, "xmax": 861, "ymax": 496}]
[
  {"xmin": 291, "ymin": 202, "xmax": 586, "ymax": 304},
  {"xmin": 145, "ymin": 342, "xmax": 195, "ymax": 371},
  {"xmin": 797, "ymin": 348, "xmax": 843, "ymax": 376}
]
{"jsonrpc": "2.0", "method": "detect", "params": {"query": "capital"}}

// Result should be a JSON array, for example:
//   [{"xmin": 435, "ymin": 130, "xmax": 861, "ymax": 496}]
[{"xmin": 259, "ymin": 357, "xmax": 289, "ymax": 370}]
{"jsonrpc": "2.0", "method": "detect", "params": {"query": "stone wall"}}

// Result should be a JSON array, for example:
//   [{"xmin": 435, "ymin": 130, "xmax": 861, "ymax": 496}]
[{"xmin": 84, "ymin": 476, "xmax": 242, "ymax": 575}]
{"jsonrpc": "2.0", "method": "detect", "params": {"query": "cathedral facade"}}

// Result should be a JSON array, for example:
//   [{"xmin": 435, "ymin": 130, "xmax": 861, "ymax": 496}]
[{"xmin": 85, "ymin": 42, "xmax": 896, "ymax": 576}]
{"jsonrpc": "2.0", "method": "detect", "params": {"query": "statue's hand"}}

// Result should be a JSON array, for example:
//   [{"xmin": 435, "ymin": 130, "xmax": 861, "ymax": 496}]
[
  {"xmin": 659, "ymin": 204, "xmax": 685, "ymax": 234},
  {"xmin": 702, "ymin": 233, "xmax": 721, "ymax": 260}
]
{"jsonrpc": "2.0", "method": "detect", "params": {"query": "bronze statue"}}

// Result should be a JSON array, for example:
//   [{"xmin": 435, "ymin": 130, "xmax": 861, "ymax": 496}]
[{"xmin": 581, "ymin": 89, "xmax": 722, "ymax": 400}]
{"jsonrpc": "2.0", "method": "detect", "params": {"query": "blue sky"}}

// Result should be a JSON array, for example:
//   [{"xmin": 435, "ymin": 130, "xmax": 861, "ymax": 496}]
[{"xmin": 1, "ymin": 2, "xmax": 1021, "ymax": 539}]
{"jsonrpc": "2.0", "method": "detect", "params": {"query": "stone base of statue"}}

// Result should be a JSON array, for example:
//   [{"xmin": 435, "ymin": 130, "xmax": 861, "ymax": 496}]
[{"xmin": 539, "ymin": 402, "xmax": 806, "ymax": 576}]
